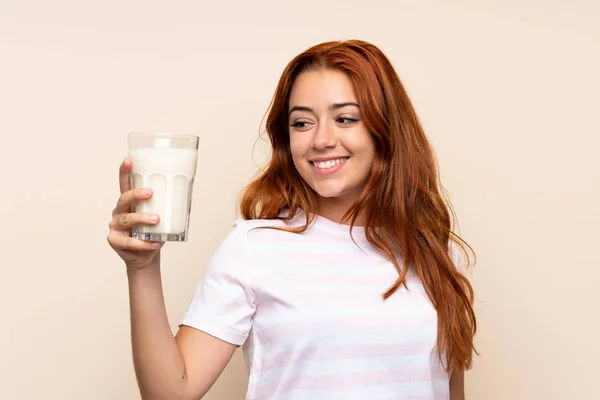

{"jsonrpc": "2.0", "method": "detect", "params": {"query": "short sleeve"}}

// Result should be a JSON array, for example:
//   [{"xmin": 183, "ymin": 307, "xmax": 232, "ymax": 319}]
[{"xmin": 179, "ymin": 220, "xmax": 256, "ymax": 346}]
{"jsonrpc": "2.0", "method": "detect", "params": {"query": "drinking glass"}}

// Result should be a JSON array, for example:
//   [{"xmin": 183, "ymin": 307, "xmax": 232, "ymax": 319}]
[{"xmin": 128, "ymin": 132, "xmax": 199, "ymax": 241}]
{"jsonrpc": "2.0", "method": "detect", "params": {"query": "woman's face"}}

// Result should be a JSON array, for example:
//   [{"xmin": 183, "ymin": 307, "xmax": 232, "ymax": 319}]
[{"xmin": 288, "ymin": 69, "xmax": 375, "ymax": 205}]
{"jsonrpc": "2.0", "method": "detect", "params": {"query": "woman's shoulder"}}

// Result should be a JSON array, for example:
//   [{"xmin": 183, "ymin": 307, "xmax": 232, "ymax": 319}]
[
  {"xmin": 208, "ymin": 216, "xmax": 300, "ymax": 264},
  {"xmin": 227, "ymin": 209, "xmax": 308, "ymax": 243},
  {"xmin": 233, "ymin": 209, "xmax": 306, "ymax": 230}
]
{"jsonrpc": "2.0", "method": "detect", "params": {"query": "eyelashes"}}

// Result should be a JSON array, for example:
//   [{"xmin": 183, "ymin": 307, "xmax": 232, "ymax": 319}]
[
  {"xmin": 290, "ymin": 120, "xmax": 309, "ymax": 129},
  {"xmin": 336, "ymin": 117, "xmax": 358, "ymax": 124},
  {"xmin": 289, "ymin": 117, "xmax": 359, "ymax": 130}
]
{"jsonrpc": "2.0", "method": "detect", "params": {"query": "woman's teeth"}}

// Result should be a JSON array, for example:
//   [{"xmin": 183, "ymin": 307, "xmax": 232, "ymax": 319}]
[{"xmin": 312, "ymin": 157, "xmax": 348, "ymax": 169}]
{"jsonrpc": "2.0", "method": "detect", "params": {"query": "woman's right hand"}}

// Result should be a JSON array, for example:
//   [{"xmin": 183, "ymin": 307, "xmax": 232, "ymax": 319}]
[{"xmin": 107, "ymin": 158, "xmax": 164, "ymax": 270}]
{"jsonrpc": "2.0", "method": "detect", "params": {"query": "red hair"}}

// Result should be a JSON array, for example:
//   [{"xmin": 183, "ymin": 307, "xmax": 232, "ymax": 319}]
[{"xmin": 239, "ymin": 40, "xmax": 477, "ymax": 371}]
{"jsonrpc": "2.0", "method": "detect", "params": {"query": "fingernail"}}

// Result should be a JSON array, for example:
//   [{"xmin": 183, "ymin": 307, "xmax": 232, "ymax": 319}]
[
  {"xmin": 151, "ymin": 242, "xmax": 162, "ymax": 249},
  {"xmin": 148, "ymin": 215, "xmax": 159, "ymax": 223},
  {"xmin": 141, "ymin": 189, "xmax": 152, "ymax": 196}
]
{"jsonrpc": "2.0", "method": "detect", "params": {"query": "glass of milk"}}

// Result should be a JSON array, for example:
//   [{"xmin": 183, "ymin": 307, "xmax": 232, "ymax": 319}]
[{"xmin": 128, "ymin": 132, "xmax": 199, "ymax": 242}]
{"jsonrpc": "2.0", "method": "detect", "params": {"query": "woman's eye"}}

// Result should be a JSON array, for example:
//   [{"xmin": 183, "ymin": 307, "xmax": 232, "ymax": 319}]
[
  {"xmin": 337, "ymin": 117, "xmax": 358, "ymax": 124},
  {"xmin": 290, "ymin": 120, "xmax": 309, "ymax": 129}
]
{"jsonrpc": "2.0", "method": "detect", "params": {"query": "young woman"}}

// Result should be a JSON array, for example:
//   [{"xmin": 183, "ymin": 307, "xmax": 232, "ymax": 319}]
[{"xmin": 107, "ymin": 39, "xmax": 477, "ymax": 400}]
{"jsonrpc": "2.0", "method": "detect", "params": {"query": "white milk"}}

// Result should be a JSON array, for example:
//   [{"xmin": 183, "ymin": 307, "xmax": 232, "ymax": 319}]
[{"xmin": 129, "ymin": 147, "xmax": 198, "ymax": 238}]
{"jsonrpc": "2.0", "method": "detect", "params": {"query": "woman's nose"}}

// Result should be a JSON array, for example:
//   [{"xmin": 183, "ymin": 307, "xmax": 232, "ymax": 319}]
[{"xmin": 312, "ymin": 122, "xmax": 336, "ymax": 150}]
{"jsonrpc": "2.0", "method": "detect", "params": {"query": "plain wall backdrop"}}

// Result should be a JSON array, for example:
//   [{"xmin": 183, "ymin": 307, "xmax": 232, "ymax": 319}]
[{"xmin": 1, "ymin": 1, "xmax": 598, "ymax": 399}]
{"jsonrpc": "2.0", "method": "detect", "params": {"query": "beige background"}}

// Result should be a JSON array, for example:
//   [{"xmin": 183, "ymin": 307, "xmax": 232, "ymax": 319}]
[{"xmin": 1, "ymin": 1, "xmax": 598, "ymax": 399}]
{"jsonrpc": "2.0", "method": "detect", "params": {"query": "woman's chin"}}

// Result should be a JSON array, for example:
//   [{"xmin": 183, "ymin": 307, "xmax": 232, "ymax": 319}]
[{"xmin": 313, "ymin": 185, "xmax": 360, "ymax": 202}]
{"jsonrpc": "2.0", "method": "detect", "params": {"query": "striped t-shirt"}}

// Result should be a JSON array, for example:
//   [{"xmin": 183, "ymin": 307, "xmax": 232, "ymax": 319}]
[{"xmin": 181, "ymin": 210, "xmax": 458, "ymax": 399}]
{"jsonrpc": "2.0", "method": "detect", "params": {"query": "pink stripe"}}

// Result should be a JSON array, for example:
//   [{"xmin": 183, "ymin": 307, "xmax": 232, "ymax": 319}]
[
  {"xmin": 261, "ymin": 341, "xmax": 437, "ymax": 371},
  {"xmin": 192, "ymin": 287, "xmax": 250, "ymax": 307},
  {"xmin": 255, "ymin": 290, "xmax": 430, "ymax": 313},
  {"xmin": 254, "ymin": 274, "xmax": 431, "ymax": 318},
  {"xmin": 259, "ymin": 270, "xmax": 422, "ymax": 286},
  {"xmin": 258, "ymin": 312, "xmax": 436, "ymax": 343},
  {"xmin": 378, "ymin": 394, "xmax": 449, "ymax": 400},
  {"xmin": 254, "ymin": 251, "xmax": 382, "ymax": 264},
  {"xmin": 254, "ymin": 366, "xmax": 447, "ymax": 396}
]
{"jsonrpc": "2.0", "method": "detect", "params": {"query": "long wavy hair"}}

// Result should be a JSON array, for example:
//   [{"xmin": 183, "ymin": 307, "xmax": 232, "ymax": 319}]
[{"xmin": 239, "ymin": 40, "xmax": 477, "ymax": 371}]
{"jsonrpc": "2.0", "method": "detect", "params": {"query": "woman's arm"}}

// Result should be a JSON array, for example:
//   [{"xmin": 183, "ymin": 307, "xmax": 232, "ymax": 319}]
[
  {"xmin": 128, "ymin": 262, "xmax": 237, "ymax": 399},
  {"xmin": 449, "ymin": 370, "xmax": 465, "ymax": 400}
]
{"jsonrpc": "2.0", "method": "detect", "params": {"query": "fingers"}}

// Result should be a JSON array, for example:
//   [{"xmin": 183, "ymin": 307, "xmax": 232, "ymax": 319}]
[
  {"xmin": 113, "ymin": 188, "xmax": 153, "ymax": 216},
  {"xmin": 107, "ymin": 231, "xmax": 164, "ymax": 251},
  {"xmin": 119, "ymin": 157, "xmax": 132, "ymax": 194},
  {"xmin": 110, "ymin": 212, "xmax": 159, "ymax": 231},
  {"xmin": 109, "ymin": 159, "xmax": 165, "ymax": 254}
]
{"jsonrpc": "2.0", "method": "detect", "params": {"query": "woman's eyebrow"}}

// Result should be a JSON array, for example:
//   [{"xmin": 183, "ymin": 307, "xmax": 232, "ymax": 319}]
[{"xmin": 288, "ymin": 102, "xmax": 360, "ymax": 115}]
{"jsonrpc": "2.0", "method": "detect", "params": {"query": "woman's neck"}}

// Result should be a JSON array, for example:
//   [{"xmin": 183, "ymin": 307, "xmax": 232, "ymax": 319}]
[{"xmin": 316, "ymin": 196, "xmax": 366, "ymax": 226}]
